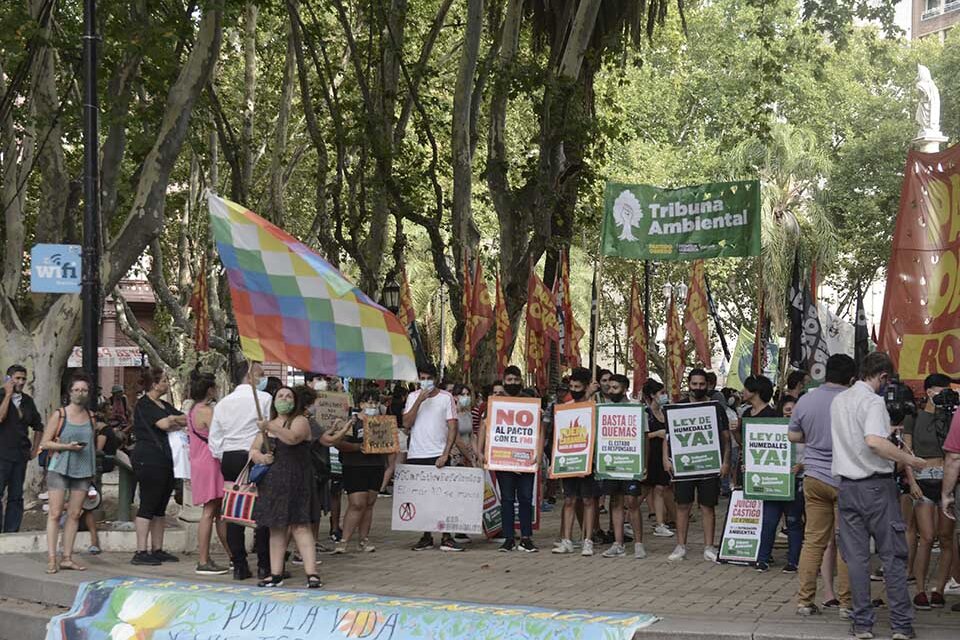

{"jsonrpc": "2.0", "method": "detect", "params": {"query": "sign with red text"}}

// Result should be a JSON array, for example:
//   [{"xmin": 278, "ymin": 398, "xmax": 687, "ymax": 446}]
[
  {"xmin": 484, "ymin": 397, "xmax": 541, "ymax": 473},
  {"xmin": 594, "ymin": 404, "xmax": 646, "ymax": 480},
  {"xmin": 549, "ymin": 402, "xmax": 595, "ymax": 478}
]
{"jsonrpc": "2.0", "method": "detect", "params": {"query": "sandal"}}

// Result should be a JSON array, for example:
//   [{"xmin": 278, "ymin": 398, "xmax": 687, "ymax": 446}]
[
  {"xmin": 46, "ymin": 558, "xmax": 58, "ymax": 574},
  {"xmin": 306, "ymin": 574, "xmax": 322, "ymax": 589},
  {"xmin": 59, "ymin": 558, "xmax": 86, "ymax": 571},
  {"xmin": 257, "ymin": 574, "xmax": 284, "ymax": 588}
]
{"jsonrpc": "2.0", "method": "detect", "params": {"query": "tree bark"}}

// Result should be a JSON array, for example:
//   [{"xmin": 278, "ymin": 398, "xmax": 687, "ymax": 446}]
[
  {"xmin": 240, "ymin": 1, "xmax": 258, "ymax": 203},
  {"xmin": 266, "ymin": 23, "xmax": 296, "ymax": 226}
]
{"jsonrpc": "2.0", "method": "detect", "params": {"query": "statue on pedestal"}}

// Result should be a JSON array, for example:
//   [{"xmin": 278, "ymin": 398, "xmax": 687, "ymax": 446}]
[{"xmin": 915, "ymin": 64, "xmax": 941, "ymax": 139}]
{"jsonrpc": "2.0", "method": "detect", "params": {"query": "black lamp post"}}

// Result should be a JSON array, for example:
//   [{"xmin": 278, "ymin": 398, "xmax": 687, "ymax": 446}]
[
  {"xmin": 382, "ymin": 278, "xmax": 401, "ymax": 314},
  {"xmin": 81, "ymin": 0, "xmax": 100, "ymax": 408}
]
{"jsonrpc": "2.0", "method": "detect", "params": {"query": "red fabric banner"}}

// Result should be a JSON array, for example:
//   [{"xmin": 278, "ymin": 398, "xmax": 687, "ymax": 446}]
[
  {"xmin": 684, "ymin": 260, "xmax": 711, "ymax": 366},
  {"xmin": 627, "ymin": 277, "xmax": 648, "ymax": 392}
]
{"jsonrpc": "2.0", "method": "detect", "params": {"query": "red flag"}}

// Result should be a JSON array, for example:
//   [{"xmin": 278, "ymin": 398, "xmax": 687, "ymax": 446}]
[
  {"xmin": 569, "ymin": 316, "xmax": 584, "ymax": 369},
  {"xmin": 526, "ymin": 268, "xmax": 558, "ymax": 391},
  {"xmin": 683, "ymin": 260, "xmax": 711, "ymax": 366},
  {"xmin": 627, "ymin": 277, "xmax": 648, "ymax": 392},
  {"xmin": 555, "ymin": 250, "xmax": 579, "ymax": 367},
  {"xmin": 494, "ymin": 272, "xmax": 513, "ymax": 377},
  {"xmin": 752, "ymin": 288, "xmax": 766, "ymax": 376},
  {"xmin": 665, "ymin": 292, "xmax": 685, "ymax": 401},
  {"xmin": 189, "ymin": 256, "xmax": 210, "ymax": 352},
  {"xmin": 397, "ymin": 265, "xmax": 416, "ymax": 329},
  {"xmin": 468, "ymin": 258, "xmax": 494, "ymax": 359},
  {"xmin": 462, "ymin": 254, "xmax": 475, "ymax": 376},
  {"xmin": 810, "ymin": 261, "xmax": 818, "ymax": 308}
]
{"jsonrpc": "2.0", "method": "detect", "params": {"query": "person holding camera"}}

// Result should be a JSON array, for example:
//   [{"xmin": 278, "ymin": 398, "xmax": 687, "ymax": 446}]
[
  {"xmin": 940, "ymin": 393, "xmax": 960, "ymax": 613},
  {"xmin": 831, "ymin": 352, "xmax": 926, "ymax": 640},
  {"xmin": 902, "ymin": 373, "xmax": 956, "ymax": 610}
]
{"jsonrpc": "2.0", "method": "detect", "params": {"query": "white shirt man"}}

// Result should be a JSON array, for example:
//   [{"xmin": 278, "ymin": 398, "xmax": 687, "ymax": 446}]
[{"xmin": 209, "ymin": 383, "xmax": 273, "ymax": 460}]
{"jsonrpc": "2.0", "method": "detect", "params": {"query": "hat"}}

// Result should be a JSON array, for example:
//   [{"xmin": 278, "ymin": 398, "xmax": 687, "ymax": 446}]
[{"xmin": 111, "ymin": 385, "xmax": 123, "ymax": 394}]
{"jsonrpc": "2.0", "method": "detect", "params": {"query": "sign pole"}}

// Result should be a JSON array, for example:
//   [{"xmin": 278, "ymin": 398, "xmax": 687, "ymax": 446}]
[{"xmin": 81, "ymin": 0, "xmax": 101, "ymax": 406}]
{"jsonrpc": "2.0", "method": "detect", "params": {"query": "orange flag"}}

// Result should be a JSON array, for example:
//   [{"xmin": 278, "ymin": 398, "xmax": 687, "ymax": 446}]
[
  {"xmin": 469, "ymin": 258, "xmax": 494, "ymax": 359},
  {"xmin": 665, "ymin": 292, "xmax": 685, "ymax": 401},
  {"xmin": 627, "ymin": 276, "xmax": 648, "ymax": 392},
  {"xmin": 494, "ymin": 272, "xmax": 512, "ymax": 377},
  {"xmin": 397, "ymin": 265, "xmax": 416, "ymax": 329},
  {"xmin": 462, "ymin": 254, "xmax": 475, "ymax": 377},
  {"xmin": 189, "ymin": 255, "xmax": 210, "ymax": 352},
  {"xmin": 684, "ymin": 260, "xmax": 711, "ymax": 366},
  {"xmin": 526, "ymin": 268, "xmax": 558, "ymax": 391}
]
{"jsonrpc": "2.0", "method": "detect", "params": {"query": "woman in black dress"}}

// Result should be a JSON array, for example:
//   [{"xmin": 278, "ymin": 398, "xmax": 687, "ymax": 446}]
[
  {"xmin": 641, "ymin": 379, "xmax": 676, "ymax": 538},
  {"xmin": 250, "ymin": 386, "xmax": 321, "ymax": 588}
]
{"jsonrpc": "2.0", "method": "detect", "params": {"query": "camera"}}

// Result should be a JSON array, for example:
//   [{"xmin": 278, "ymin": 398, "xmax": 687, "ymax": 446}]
[
  {"xmin": 931, "ymin": 386, "xmax": 958, "ymax": 443},
  {"xmin": 884, "ymin": 375, "xmax": 917, "ymax": 427}
]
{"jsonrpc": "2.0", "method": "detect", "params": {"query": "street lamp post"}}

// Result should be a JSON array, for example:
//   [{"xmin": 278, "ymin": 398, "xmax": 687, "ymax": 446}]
[
  {"xmin": 382, "ymin": 278, "xmax": 401, "ymax": 315},
  {"xmin": 81, "ymin": 0, "xmax": 101, "ymax": 406}
]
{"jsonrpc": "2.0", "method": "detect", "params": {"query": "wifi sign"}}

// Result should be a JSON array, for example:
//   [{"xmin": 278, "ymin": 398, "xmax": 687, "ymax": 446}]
[{"xmin": 30, "ymin": 244, "xmax": 82, "ymax": 293}]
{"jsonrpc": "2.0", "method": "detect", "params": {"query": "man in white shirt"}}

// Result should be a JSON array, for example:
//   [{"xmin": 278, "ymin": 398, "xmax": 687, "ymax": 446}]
[
  {"xmin": 831, "ymin": 352, "xmax": 925, "ymax": 640},
  {"xmin": 209, "ymin": 361, "xmax": 273, "ymax": 580},
  {"xmin": 402, "ymin": 363, "xmax": 461, "ymax": 551}
]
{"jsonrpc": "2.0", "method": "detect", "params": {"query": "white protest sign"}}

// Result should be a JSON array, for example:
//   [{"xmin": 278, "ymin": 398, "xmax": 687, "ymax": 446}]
[
  {"xmin": 718, "ymin": 490, "xmax": 764, "ymax": 564},
  {"xmin": 484, "ymin": 397, "xmax": 542, "ymax": 473},
  {"xmin": 665, "ymin": 402, "xmax": 722, "ymax": 477},
  {"xmin": 391, "ymin": 464, "xmax": 484, "ymax": 535}
]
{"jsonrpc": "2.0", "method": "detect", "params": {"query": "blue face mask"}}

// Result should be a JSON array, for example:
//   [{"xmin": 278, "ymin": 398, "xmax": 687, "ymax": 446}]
[{"xmin": 256, "ymin": 377, "xmax": 268, "ymax": 392}]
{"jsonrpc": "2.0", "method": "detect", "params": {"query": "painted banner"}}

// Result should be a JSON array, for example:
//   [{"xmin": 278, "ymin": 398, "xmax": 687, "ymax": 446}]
[
  {"xmin": 879, "ymin": 143, "xmax": 960, "ymax": 392},
  {"xmin": 549, "ymin": 402, "xmax": 595, "ymax": 478},
  {"xmin": 601, "ymin": 180, "xmax": 761, "ymax": 261},
  {"xmin": 594, "ymin": 404, "xmax": 646, "ymax": 480},
  {"xmin": 743, "ymin": 418, "xmax": 794, "ymax": 501},
  {"xmin": 67, "ymin": 346, "xmax": 143, "ymax": 368},
  {"xmin": 725, "ymin": 325, "xmax": 780, "ymax": 391},
  {"xmin": 718, "ymin": 490, "xmax": 764, "ymax": 564},
  {"xmin": 665, "ymin": 402, "xmax": 722, "ymax": 477},
  {"xmin": 481, "ymin": 470, "xmax": 541, "ymax": 538},
  {"xmin": 361, "ymin": 415, "xmax": 400, "ymax": 454},
  {"xmin": 391, "ymin": 465, "xmax": 483, "ymax": 535},
  {"xmin": 315, "ymin": 392, "xmax": 352, "ymax": 428},
  {"xmin": 484, "ymin": 397, "xmax": 542, "ymax": 473},
  {"xmin": 47, "ymin": 578, "xmax": 658, "ymax": 640}
]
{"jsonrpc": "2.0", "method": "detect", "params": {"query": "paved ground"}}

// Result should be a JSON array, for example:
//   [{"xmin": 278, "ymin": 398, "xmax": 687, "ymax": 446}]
[{"xmin": 18, "ymin": 494, "xmax": 960, "ymax": 638}]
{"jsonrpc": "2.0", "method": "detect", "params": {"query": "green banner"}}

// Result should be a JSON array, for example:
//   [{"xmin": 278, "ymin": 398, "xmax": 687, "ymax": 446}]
[
  {"xmin": 594, "ymin": 404, "xmax": 647, "ymax": 480},
  {"xmin": 665, "ymin": 403, "xmax": 722, "ymax": 477},
  {"xmin": 743, "ymin": 418, "xmax": 795, "ymax": 501},
  {"xmin": 601, "ymin": 180, "xmax": 761, "ymax": 261}
]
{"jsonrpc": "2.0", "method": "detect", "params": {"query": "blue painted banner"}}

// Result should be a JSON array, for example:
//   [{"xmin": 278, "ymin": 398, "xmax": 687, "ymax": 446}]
[
  {"xmin": 47, "ymin": 578, "xmax": 658, "ymax": 640},
  {"xmin": 30, "ymin": 244, "xmax": 82, "ymax": 293}
]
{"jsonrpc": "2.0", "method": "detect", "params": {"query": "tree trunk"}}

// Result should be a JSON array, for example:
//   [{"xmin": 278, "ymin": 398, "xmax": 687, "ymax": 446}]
[
  {"xmin": 266, "ymin": 23, "xmax": 296, "ymax": 226},
  {"xmin": 240, "ymin": 1, "xmax": 258, "ymax": 204}
]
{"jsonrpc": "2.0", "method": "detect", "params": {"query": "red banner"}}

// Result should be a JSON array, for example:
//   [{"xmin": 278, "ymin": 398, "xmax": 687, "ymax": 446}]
[
  {"xmin": 190, "ymin": 255, "xmax": 210, "ymax": 352},
  {"xmin": 627, "ymin": 277, "xmax": 648, "ymax": 392},
  {"xmin": 526, "ymin": 269, "xmax": 558, "ymax": 391},
  {"xmin": 397, "ymin": 265, "xmax": 416, "ymax": 329},
  {"xmin": 684, "ymin": 260, "xmax": 710, "ymax": 366},
  {"xmin": 494, "ymin": 272, "xmax": 512, "ymax": 378},
  {"xmin": 665, "ymin": 292, "xmax": 685, "ymax": 401},
  {"xmin": 879, "ymin": 143, "xmax": 960, "ymax": 391}
]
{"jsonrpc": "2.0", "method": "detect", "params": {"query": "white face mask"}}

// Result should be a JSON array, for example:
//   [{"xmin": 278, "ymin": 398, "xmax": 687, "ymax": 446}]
[
  {"xmin": 420, "ymin": 379, "xmax": 435, "ymax": 392},
  {"xmin": 363, "ymin": 407, "xmax": 379, "ymax": 416},
  {"xmin": 657, "ymin": 393, "xmax": 670, "ymax": 406},
  {"xmin": 313, "ymin": 380, "xmax": 328, "ymax": 392},
  {"xmin": 458, "ymin": 395, "xmax": 471, "ymax": 409}
]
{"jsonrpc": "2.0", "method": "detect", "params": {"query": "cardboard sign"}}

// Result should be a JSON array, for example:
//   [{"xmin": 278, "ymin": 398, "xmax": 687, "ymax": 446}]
[
  {"xmin": 484, "ymin": 397, "xmax": 542, "ymax": 473},
  {"xmin": 315, "ymin": 391, "xmax": 351, "ymax": 427},
  {"xmin": 362, "ymin": 414, "xmax": 400, "ymax": 454},
  {"xmin": 718, "ymin": 490, "xmax": 764, "ymax": 564},
  {"xmin": 665, "ymin": 402, "xmax": 722, "ymax": 477},
  {"xmin": 391, "ymin": 464, "xmax": 483, "ymax": 534},
  {"xmin": 595, "ymin": 404, "xmax": 647, "ymax": 480},
  {"xmin": 743, "ymin": 418, "xmax": 794, "ymax": 501},
  {"xmin": 549, "ymin": 402, "xmax": 595, "ymax": 478}
]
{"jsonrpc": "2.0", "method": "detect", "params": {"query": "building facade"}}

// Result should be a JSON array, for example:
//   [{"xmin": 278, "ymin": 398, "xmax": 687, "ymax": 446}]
[{"xmin": 913, "ymin": 0, "xmax": 960, "ymax": 40}]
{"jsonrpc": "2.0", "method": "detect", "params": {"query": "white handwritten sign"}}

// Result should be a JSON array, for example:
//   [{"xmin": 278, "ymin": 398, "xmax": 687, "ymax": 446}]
[{"xmin": 391, "ymin": 464, "xmax": 484, "ymax": 534}]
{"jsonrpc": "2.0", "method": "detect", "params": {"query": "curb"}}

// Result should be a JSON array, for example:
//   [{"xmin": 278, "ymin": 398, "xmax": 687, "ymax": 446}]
[{"xmin": 0, "ymin": 599, "xmax": 62, "ymax": 640}]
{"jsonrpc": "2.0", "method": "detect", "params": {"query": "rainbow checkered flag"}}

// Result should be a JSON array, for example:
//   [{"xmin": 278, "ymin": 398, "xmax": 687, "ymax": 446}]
[{"xmin": 208, "ymin": 194, "xmax": 416, "ymax": 380}]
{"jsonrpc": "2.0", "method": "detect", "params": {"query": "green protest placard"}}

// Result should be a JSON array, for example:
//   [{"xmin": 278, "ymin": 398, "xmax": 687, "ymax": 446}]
[
  {"xmin": 549, "ymin": 402, "xmax": 595, "ymax": 478},
  {"xmin": 665, "ymin": 402, "xmax": 722, "ymax": 477},
  {"xmin": 594, "ymin": 404, "xmax": 646, "ymax": 480},
  {"xmin": 743, "ymin": 418, "xmax": 794, "ymax": 501},
  {"xmin": 601, "ymin": 180, "xmax": 761, "ymax": 261},
  {"xmin": 718, "ymin": 490, "xmax": 764, "ymax": 564}
]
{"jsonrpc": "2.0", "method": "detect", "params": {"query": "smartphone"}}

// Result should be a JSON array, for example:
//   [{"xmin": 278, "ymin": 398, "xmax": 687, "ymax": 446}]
[{"xmin": 75, "ymin": 442, "xmax": 87, "ymax": 448}]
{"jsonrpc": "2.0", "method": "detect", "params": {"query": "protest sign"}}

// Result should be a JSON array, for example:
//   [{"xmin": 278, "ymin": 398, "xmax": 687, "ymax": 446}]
[
  {"xmin": 550, "ymin": 402, "xmax": 595, "ymax": 478},
  {"xmin": 481, "ymin": 470, "xmax": 541, "ymax": 538},
  {"xmin": 361, "ymin": 414, "xmax": 400, "ymax": 454},
  {"xmin": 594, "ymin": 404, "xmax": 646, "ymax": 480},
  {"xmin": 665, "ymin": 402, "xmax": 722, "ymax": 477},
  {"xmin": 391, "ymin": 464, "xmax": 483, "ymax": 534},
  {"xmin": 718, "ymin": 490, "xmax": 764, "ymax": 564},
  {"xmin": 315, "ymin": 391, "xmax": 351, "ymax": 426},
  {"xmin": 484, "ymin": 397, "xmax": 542, "ymax": 473},
  {"xmin": 743, "ymin": 418, "xmax": 794, "ymax": 501}
]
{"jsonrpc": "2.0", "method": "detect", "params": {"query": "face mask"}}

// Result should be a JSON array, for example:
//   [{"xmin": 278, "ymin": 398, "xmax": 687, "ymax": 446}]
[
  {"xmin": 313, "ymin": 380, "xmax": 328, "ymax": 392},
  {"xmin": 70, "ymin": 391, "xmax": 89, "ymax": 406},
  {"xmin": 504, "ymin": 383, "xmax": 523, "ymax": 396},
  {"xmin": 458, "ymin": 395, "xmax": 471, "ymax": 409},
  {"xmin": 256, "ymin": 378, "xmax": 268, "ymax": 392},
  {"xmin": 691, "ymin": 389, "xmax": 707, "ymax": 400},
  {"xmin": 363, "ymin": 407, "xmax": 379, "ymax": 416},
  {"xmin": 274, "ymin": 399, "xmax": 295, "ymax": 415},
  {"xmin": 728, "ymin": 396, "xmax": 736, "ymax": 407},
  {"xmin": 570, "ymin": 389, "xmax": 586, "ymax": 401},
  {"xmin": 608, "ymin": 392, "xmax": 625, "ymax": 403},
  {"xmin": 657, "ymin": 393, "xmax": 670, "ymax": 406},
  {"xmin": 420, "ymin": 379, "xmax": 435, "ymax": 392}
]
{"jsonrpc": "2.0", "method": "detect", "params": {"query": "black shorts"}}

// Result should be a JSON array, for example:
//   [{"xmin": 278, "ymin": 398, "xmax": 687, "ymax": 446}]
[
  {"xmin": 406, "ymin": 457, "xmax": 439, "ymax": 466},
  {"xmin": 330, "ymin": 475, "xmax": 343, "ymax": 496},
  {"xmin": 673, "ymin": 476, "xmax": 721, "ymax": 507},
  {"xmin": 562, "ymin": 476, "xmax": 603, "ymax": 499},
  {"xmin": 343, "ymin": 466, "xmax": 385, "ymax": 494},
  {"xmin": 917, "ymin": 478, "xmax": 942, "ymax": 504},
  {"xmin": 602, "ymin": 479, "xmax": 644, "ymax": 497},
  {"xmin": 133, "ymin": 461, "xmax": 175, "ymax": 520}
]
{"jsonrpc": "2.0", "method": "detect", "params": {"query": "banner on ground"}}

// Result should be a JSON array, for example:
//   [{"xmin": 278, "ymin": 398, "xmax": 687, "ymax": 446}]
[
  {"xmin": 743, "ymin": 418, "xmax": 794, "ymax": 501},
  {"xmin": 361, "ymin": 415, "xmax": 400, "ymax": 454},
  {"xmin": 594, "ymin": 404, "xmax": 646, "ymax": 480},
  {"xmin": 484, "ymin": 397, "xmax": 542, "ymax": 473},
  {"xmin": 601, "ymin": 180, "xmax": 761, "ymax": 261},
  {"xmin": 481, "ymin": 470, "xmax": 541, "ymax": 538},
  {"xmin": 879, "ymin": 143, "xmax": 960, "ymax": 392},
  {"xmin": 549, "ymin": 402, "xmax": 595, "ymax": 478},
  {"xmin": 47, "ymin": 578, "xmax": 658, "ymax": 640},
  {"xmin": 391, "ymin": 465, "xmax": 483, "ymax": 535},
  {"xmin": 719, "ymin": 490, "xmax": 764, "ymax": 564},
  {"xmin": 665, "ymin": 402, "xmax": 722, "ymax": 477}
]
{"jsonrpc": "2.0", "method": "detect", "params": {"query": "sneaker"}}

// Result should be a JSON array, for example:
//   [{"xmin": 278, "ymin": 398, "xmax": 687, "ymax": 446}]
[
  {"xmin": 333, "ymin": 541, "xmax": 348, "ymax": 554},
  {"xmin": 839, "ymin": 608, "xmax": 853, "ymax": 620},
  {"xmin": 195, "ymin": 561, "xmax": 229, "ymax": 576},
  {"xmin": 633, "ymin": 543, "xmax": 647, "ymax": 559},
  {"xmin": 796, "ymin": 604, "xmax": 821, "ymax": 616},
  {"xmin": 913, "ymin": 592, "xmax": 931, "ymax": 611},
  {"xmin": 233, "ymin": 563, "xmax": 252, "ymax": 581},
  {"xmin": 291, "ymin": 551, "xmax": 304, "ymax": 565},
  {"xmin": 624, "ymin": 523, "xmax": 635, "ymax": 537},
  {"xmin": 667, "ymin": 544, "xmax": 687, "ymax": 562},
  {"xmin": 952, "ymin": 602, "xmax": 960, "ymax": 612},
  {"xmin": 870, "ymin": 567, "xmax": 884, "ymax": 582},
  {"xmin": 358, "ymin": 538, "xmax": 375, "ymax": 553},
  {"xmin": 412, "ymin": 536, "xmax": 434, "ymax": 551},
  {"xmin": 581, "ymin": 539, "xmax": 595, "ymax": 557},
  {"xmin": 330, "ymin": 528, "xmax": 343, "ymax": 542},
  {"xmin": 756, "ymin": 562, "xmax": 769, "ymax": 573},
  {"xmin": 944, "ymin": 577, "xmax": 960, "ymax": 595},
  {"xmin": 131, "ymin": 551, "xmax": 161, "ymax": 566},
  {"xmin": 601, "ymin": 543, "xmax": 625, "ymax": 558},
  {"xmin": 540, "ymin": 501, "xmax": 554, "ymax": 512},
  {"xmin": 552, "ymin": 539, "xmax": 574, "ymax": 554},
  {"xmin": 499, "ymin": 538, "xmax": 516, "ymax": 552},
  {"xmin": 87, "ymin": 545, "xmax": 102, "ymax": 555},
  {"xmin": 852, "ymin": 629, "xmax": 874, "ymax": 640},
  {"xmin": 315, "ymin": 541, "xmax": 332, "ymax": 554},
  {"xmin": 653, "ymin": 523, "xmax": 675, "ymax": 537},
  {"xmin": 781, "ymin": 564, "xmax": 798, "ymax": 574},
  {"xmin": 454, "ymin": 533, "xmax": 472, "ymax": 543},
  {"xmin": 703, "ymin": 546, "xmax": 719, "ymax": 563},
  {"xmin": 518, "ymin": 538, "xmax": 538, "ymax": 553},
  {"xmin": 821, "ymin": 599, "xmax": 840, "ymax": 609},
  {"xmin": 151, "ymin": 549, "xmax": 179, "ymax": 563},
  {"xmin": 601, "ymin": 530, "xmax": 616, "ymax": 545},
  {"xmin": 440, "ymin": 537, "xmax": 465, "ymax": 552},
  {"xmin": 891, "ymin": 632, "xmax": 916, "ymax": 640},
  {"xmin": 930, "ymin": 591, "xmax": 944, "ymax": 608}
]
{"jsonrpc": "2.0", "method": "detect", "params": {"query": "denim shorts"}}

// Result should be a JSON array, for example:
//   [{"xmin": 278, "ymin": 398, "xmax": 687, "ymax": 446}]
[{"xmin": 46, "ymin": 470, "xmax": 92, "ymax": 492}]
